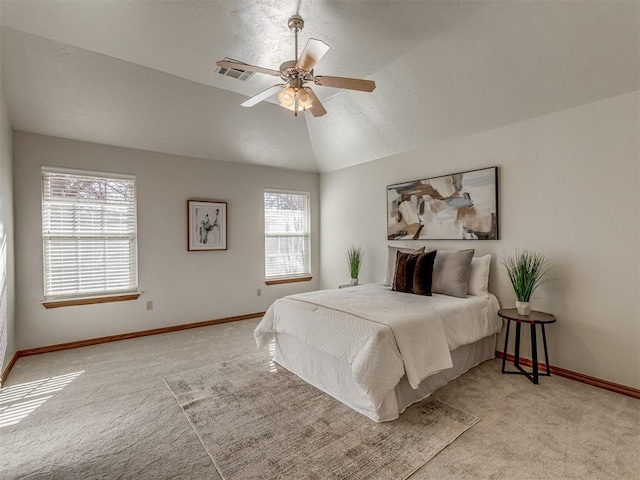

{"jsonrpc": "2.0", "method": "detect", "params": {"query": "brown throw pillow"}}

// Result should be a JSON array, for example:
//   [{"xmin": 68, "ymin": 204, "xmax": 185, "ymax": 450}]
[
  {"xmin": 413, "ymin": 250, "xmax": 437, "ymax": 296},
  {"xmin": 392, "ymin": 251, "xmax": 420, "ymax": 293},
  {"xmin": 385, "ymin": 246, "xmax": 425, "ymax": 286}
]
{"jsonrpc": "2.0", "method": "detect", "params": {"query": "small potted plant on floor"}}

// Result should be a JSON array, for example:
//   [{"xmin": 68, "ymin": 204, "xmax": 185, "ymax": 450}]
[
  {"xmin": 503, "ymin": 249, "xmax": 551, "ymax": 315},
  {"xmin": 347, "ymin": 245, "xmax": 364, "ymax": 286}
]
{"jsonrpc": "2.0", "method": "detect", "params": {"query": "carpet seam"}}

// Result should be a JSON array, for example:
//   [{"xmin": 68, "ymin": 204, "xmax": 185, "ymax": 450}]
[{"xmin": 161, "ymin": 377, "xmax": 228, "ymax": 480}]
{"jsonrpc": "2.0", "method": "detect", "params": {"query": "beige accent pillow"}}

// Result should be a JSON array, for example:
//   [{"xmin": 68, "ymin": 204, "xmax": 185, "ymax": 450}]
[
  {"xmin": 432, "ymin": 249, "xmax": 475, "ymax": 298},
  {"xmin": 385, "ymin": 246, "xmax": 426, "ymax": 286},
  {"xmin": 467, "ymin": 254, "xmax": 492, "ymax": 296}
]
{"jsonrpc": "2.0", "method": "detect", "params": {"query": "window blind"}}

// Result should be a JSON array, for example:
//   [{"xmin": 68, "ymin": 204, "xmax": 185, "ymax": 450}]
[
  {"xmin": 42, "ymin": 168, "xmax": 138, "ymax": 299},
  {"xmin": 264, "ymin": 190, "xmax": 311, "ymax": 279}
]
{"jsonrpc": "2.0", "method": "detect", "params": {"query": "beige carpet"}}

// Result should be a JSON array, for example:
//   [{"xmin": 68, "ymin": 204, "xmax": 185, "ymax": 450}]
[
  {"xmin": 4, "ymin": 320, "xmax": 639, "ymax": 479},
  {"xmin": 164, "ymin": 354, "xmax": 479, "ymax": 480}
]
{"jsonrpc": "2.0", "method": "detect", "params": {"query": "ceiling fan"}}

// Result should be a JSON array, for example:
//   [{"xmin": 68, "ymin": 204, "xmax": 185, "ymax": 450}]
[{"xmin": 216, "ymin": 15, "xmax": 376, "ymax": 117}]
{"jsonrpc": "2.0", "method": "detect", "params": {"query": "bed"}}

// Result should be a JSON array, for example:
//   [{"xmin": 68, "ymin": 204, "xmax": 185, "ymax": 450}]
[{"xmin": 255, "ymin": 277, "xmax": 502, "ymax": 422}]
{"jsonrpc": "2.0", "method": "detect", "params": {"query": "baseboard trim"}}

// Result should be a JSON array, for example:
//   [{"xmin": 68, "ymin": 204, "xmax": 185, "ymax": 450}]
[
  {"xmin": 10, "ymin": 321, "xmax": 636, "ymax": 400},
  {"xmin": 0, "ymin": 352, "xmax": 20, "ymax": 387},
  {"xmin": 16, "ymin": 312, "xmax": 265, "ymax": 358},
  {"xmin": 496, "ymin": 351, "xmax": 640, "ymax": 399}
]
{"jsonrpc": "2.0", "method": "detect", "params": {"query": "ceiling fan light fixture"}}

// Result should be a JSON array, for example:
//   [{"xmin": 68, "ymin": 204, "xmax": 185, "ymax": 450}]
[
  {"xmin": 297, "ymin": 88, "xmax": 313, "ymax": 109},
  {"xmin": 278, "ymin": 86, "xmax": 296, "ymax": 107},
  {"xmin": 279, "ymin": 87, "xmax": 313, "ymax": 114}
]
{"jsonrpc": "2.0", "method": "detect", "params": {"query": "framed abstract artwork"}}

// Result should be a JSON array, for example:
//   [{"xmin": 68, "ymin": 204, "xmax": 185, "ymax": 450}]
[
  {"xmin": 387, "ymin": 167, "xmax": 498, "ymax": 240},
  {"xmin": 188, "ymin": 200, "xmax": 227, "ymax": 251}
]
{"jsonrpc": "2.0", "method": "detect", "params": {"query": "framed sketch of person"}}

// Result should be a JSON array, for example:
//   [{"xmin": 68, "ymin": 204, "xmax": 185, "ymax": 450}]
[{"xmin": 187, "ymin": 200, "xmax": 227, "ymax": 251}]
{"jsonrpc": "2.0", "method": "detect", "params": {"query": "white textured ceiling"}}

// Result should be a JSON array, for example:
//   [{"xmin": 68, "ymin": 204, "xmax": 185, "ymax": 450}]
[{"xmin": 1, "ymin": 0, "xmax": 638, "ymax": 172}]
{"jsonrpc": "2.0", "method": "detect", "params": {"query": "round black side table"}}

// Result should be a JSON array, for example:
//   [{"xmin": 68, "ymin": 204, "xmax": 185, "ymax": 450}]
[{"xmin": 498, "ymin": 308, "xmax": 556, "ymax": 385}]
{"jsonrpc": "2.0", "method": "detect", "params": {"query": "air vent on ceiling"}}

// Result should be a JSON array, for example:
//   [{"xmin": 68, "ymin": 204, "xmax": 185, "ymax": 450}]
[{"xmin": 216, "ymin": 58, "xmax": 255, "ymax": 81}]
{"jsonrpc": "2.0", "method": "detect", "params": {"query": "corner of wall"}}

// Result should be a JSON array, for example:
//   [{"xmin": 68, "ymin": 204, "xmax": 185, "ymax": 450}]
[{"xmin": 0, "ymin": 69, "xmax": 16, "ymax": 380}]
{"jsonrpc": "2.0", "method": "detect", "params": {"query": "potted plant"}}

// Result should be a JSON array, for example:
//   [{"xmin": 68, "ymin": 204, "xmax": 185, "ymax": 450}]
[
  {"xmin": 347, "ymin": 245, "xmax": 364, "ymax": 285},
  {"xmin": 503, "ymin": 250, "xmax": 551, "ymax": 315}
]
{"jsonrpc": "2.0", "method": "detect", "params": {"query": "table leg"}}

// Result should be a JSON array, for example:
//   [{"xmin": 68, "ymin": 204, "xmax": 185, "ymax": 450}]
[
  {"xmin": 513, "ymin": 322, "xmax": 522, "ymax": 369},
  {"xmin": 542, "ymin": 324, "xmax": 551, "ymax": 376},
  {"xmin": 530, "ymin": 323, "xmax": 539, "ymax": 385},
  {"xmin": 501, "ymin": 319, "xmax": 511, "ymax": 373}
]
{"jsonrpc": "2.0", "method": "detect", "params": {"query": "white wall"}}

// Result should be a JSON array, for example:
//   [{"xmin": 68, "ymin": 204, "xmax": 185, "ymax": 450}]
[
  {"xmin": 0, "ymin": 65, "xmax": 16, "ymax": 375},
  {"xmin": 13, "ymin": 132, "xmax": 320, "ymax": 350},
  {"xmin": 320, "ymin": 91, "xmax": 640, "ymax": 389}
]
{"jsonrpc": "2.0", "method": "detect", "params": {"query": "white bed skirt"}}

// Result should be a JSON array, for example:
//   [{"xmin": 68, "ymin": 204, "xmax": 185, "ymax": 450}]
[{"xmin": 273, "ymin": 333, "xmax": 497, "ymax": 422}]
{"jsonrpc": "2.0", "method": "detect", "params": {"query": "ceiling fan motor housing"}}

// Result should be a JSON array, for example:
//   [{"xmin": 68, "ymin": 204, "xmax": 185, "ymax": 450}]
[
  {"xmin": 279, "ymin": 60, "xmax": 298, "ymax": 74},
  {"xmin": 279, "ymin": 60, "xmax": 312, "ymax": 85}
]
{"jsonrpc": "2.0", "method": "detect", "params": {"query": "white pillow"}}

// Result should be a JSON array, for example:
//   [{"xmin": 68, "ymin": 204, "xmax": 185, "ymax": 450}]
[
  {"xmin": 385, "ymin": 246, "xmax": 425, "ymax": 286},
  {"xmin": 467, "ymin": 254, "xmax": 491, "ymax": 296}
]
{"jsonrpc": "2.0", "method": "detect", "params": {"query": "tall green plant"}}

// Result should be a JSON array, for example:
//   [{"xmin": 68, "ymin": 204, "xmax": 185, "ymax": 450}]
[
  {"xmin": 347, "ymin": 245, "xmax": 364, "ymax": 279},
  {"xmin": 503, "ymin": 250, "xmax": 550, "ymax": 302}
]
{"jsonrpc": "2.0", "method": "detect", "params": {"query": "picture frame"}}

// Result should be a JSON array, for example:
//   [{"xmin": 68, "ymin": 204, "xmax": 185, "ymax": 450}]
[
  {"xmin": 387, "ymin": 166, "xmax": 498, "ymax": 240},
  {"xmin": 187, "ymin": 200, "xmax": 227, "ymax": 251}
]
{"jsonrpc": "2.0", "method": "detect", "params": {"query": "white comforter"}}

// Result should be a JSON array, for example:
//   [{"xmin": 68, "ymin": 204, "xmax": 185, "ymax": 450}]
[{"xmin": 255, "ymin": 284, "xmax": 501, "ymax": 407}]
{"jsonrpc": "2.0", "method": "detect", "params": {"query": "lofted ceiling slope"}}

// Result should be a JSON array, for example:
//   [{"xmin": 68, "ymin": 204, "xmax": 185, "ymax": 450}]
[{"xmin": 1, "ymin": 0, "xmax": 638, "ymax": 173}]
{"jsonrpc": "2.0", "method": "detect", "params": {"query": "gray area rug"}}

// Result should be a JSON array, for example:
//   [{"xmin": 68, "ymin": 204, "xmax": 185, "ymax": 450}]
[{"xmin": 164, "ymin": 355, "xmax": 479, "ymax": 480}]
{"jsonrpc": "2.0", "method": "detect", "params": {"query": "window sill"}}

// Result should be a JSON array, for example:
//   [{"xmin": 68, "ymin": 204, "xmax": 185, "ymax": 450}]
[
  {"xmin": 42, "ymin": 292, "xmax": 141, "ymax": 309},
  {"xmin": 265, "ymin": 276, "xmax": 312, "ymax": 286}
]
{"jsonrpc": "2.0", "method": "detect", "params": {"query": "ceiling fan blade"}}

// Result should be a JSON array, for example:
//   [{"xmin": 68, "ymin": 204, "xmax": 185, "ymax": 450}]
[
  {"xmin": 305, "ymin": 88, "xmax": 327, "ymax": 117},
  {"xmin": 314, "ymin": 76, "xmax": 376, "ymax": 92},
  {"xmin": 241, "ymin": 84, "xmax": 285, "ymax": 107},
  {"xmin": 216, "ymin": 60, "xmax": 280, "ymax": 77},
  {"xmin": 296, "ymin": 39, "xmax": 330, "ymax": 71}
]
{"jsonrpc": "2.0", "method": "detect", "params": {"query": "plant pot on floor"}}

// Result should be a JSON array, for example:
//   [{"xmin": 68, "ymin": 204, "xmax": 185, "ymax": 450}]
[{"xmin": 350, "ymin": 278, "xmax": 359, "ymax": 286}]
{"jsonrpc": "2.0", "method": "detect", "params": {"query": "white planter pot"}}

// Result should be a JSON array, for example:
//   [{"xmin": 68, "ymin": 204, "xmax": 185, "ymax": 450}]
[
  {"xmin": 516, "ymin": 301, "xmax": 531, "ymax": 316},
  {"xmin": 350, "ymin": 278, "xmax": 359, "ymax": 286}
]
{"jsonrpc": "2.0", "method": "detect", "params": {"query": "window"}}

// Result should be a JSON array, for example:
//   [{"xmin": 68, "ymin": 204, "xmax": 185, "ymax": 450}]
[
  {"xmin": 264, "ymin": 189, "xmax": 311, "ymax": 283},
  {"xmin": 41, "ymin": 167, "xmax": 138, "ymax": 303}
]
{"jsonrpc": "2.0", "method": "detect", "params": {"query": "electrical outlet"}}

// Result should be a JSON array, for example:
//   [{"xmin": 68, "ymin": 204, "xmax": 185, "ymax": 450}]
[
  {"xmin": 146, "ymin": 300, "xmax": 153, "ymax": 310},
  {"xmin": 257, "ymin": 288, "xmax": 262, "ymax": 297}
]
